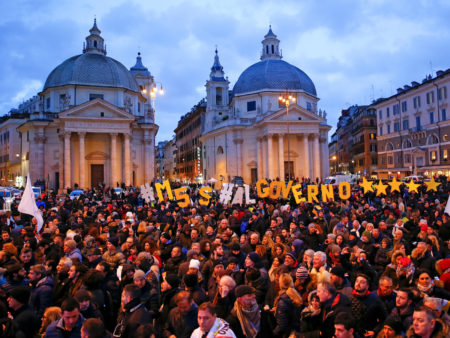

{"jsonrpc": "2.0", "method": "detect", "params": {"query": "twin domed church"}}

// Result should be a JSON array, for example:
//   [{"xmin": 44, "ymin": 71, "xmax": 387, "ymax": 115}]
[
  {"xmin": 201, "ymin": 26, "xmax": 330, "ymax": 184},
  {"xmin": 12, "ymin": 21, "xmax": 329, "ymax": 190}
]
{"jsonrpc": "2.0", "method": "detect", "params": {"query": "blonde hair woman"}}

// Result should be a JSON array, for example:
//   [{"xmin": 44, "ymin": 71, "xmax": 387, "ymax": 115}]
[
  {"xmin": 273, "ymin": 273, "xmax": 303, "ymax": 337},
  {"xmin": 39, "ymin": 306, "xmax": 62, "ymax": 337}
]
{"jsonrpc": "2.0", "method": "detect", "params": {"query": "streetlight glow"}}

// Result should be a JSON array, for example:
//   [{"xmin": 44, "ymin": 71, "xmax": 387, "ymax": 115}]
[{"xmin": 278, "ymin": 90, "xmax": 297, "ymax": 181}]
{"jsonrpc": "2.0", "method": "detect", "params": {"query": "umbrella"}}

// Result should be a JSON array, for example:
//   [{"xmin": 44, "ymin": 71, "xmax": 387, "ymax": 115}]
[{"xmin": 208, "ymin": 178, "xmax": 218, "ymax": 183}]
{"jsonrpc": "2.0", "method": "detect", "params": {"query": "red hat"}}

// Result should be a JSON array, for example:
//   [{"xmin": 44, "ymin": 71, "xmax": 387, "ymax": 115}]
[
  {"xmin": 420, "ymin": 225, "xmax": 428, "ymax": 232},
  {"xmin": 399, "ymin": 256, "xmax": 411, "ymax": 267}
]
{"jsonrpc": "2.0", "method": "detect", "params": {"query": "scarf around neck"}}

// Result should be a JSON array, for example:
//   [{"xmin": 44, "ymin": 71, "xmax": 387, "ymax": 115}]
[{"xmin": 232, "ymin": 300, "xmax": 260, "ymax": 338}]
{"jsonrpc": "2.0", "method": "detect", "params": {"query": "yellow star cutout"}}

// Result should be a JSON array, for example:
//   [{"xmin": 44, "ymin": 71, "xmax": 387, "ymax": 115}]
[
  {"xmin": 424, "ymin": 177, "xmax": 441, "ymax": 192},
  {"xmin": 359, "ymin": 177, "xmax": 374, "ymax": 194},
  {"xmin": 405, "ymin": 179, "xmax": 420, "ymax": 193},
  {"xmin": 388, "ymin": 177, "xmax": 402, "ymax": 193},
  {"xmin": 374, "ymin": 180, "xmax": 388, "ymax": 196}
]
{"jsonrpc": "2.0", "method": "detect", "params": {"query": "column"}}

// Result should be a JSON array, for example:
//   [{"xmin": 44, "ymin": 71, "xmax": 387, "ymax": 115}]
[
  {"xmin": 303, "ymin": 134, "xmax": 310, "ymax": 179},
  {"xmin": 234, "ymin": 139, "xmax": 243, "ymax": 176},
  {"xmin": 58, "ymin": 135, "xmax": 64, "ymax": 193},
  {"xmin": 313, "ymin": 134, "xmax": 321, "ymax": 180},
  {"xmin": 78, "ymin": 132, "xmax": 86, "ymax": 189},
  {"xmin": 278, "ymin": 135, "xmax": 285, "ymax": 180},
  {"xmin": 256, "ymin": 137, "xmax": 263, "ymax": 180},
  {"xmin": 124, "ymin": 133, "xmax": 131, "ymax": 186},
  {"xmin": 64, "ymin": 132, "xmax": 71, "ymax": 190},
  {"xmin": 267, "ymin": 134, "xmax": 274, "ymax": 179},
  {"xmin": 144, "ymin": 131, "xmax": 152, "ymax": 183},
  {"xmin": 110, "ymin": 133, "xmax": 117, "ymax": 187}
]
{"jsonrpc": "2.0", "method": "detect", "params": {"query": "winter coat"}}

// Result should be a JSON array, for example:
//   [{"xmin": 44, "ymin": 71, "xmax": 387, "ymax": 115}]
[
  {"xmin": 10, "ymin": 304, "xmax": 40, "ymax": 338},
  {"xmin": 351, "ymin": 292, "xmax": 387, "ymax": 334},
  {"xmin": 318, "ymin": 292, "xmax": 351, "ymax": 338},
  {"xmin": 116, "ymin": 299, "xmax": 152, "ymax": 338},
  {"xmin": 45, "ymin": 315, "xmax": 85, "ymax": 338},
  {"xmin": 405, "ymin": 318, "xmax": 449, "ymax": 338},
  {"xmin": 102, "ymin": 248, "xmax": 126, "ymax": 269},
  {"xmin": 30, "ymin": 275, "xmax": 54, "ymax": 319},
  {"xmin": 163, "ymin": 302, "xmax": 198, "ymax": 338},
  {"xmin": 273, "ymin": 293, "xmax": 302, "ymax": 337}
]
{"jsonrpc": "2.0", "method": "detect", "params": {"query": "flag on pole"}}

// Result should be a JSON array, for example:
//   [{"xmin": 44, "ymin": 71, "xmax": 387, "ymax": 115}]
[
  {"xmin": 18, "ymin": 173, "xmax": 44, "ymax": 233},
  {"xmin": 445, "ymin": 194, "xmax": 450, "ymax": 216}
]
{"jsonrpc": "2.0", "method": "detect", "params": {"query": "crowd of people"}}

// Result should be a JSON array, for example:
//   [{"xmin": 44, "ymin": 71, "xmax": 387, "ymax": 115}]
[{"xmin": 0, "ymin": 176, "xmax": 449, "ymax": 338}]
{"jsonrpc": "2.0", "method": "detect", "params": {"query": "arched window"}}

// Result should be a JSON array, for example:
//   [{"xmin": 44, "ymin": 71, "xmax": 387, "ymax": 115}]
[
  {"xmin": 217, "ymin": 146, "xmax": 224, "ymax": 154},
  {"xmin": 428, "ymin": 134, "xmax": 439, "ymax": 145},
  {"xmin": 403, "ymin": 139, "xmax": 412, "ymax": 149},
  {"xmin": 94, "ymin": 40, "xmax": 97, "ymax": 48},
  {"xmin": 386, "ymin": 143, "xmax": 394, "ymax": 151},
  {"xmin": 271, "ymin": 45, "xmax": 274, "ymax": 53},
  {"xmin": 266, "ymin": 46, "xmax": 269, "ymax": 54}
]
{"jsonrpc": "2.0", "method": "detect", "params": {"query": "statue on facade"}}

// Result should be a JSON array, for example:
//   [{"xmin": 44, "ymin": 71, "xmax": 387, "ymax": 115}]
[{"xmin": 124, "ymin": 96, "xmax": 133, "ymax": 113}]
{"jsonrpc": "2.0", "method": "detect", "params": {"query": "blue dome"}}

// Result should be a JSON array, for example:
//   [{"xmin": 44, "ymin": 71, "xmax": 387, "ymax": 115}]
[
  {"xmin": 233, "ymin": 59, "xmax": 316, "ymax": 96},
  {"xmin": 43, "ymin": 53, "xmax": 139, "ymax": 92}
]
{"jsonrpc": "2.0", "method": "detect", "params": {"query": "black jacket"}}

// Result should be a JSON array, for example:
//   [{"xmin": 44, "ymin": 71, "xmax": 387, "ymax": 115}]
[{"xmin": 273, "ymin": 293, "xmax": 302, "ymax": 337}]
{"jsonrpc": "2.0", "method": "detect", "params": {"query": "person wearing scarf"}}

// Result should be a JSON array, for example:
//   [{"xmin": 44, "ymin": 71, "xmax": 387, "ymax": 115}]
[
  {"xmin": 350, "ymin": 274, "xmax": 387, "ymax": 336},
  {"xmin": 226, "ymin": 285, "xmax": 270, "ymax": 338},
  {"xmin": 415, "ymin": 269, "xmax": 450, "ymax": 299}
]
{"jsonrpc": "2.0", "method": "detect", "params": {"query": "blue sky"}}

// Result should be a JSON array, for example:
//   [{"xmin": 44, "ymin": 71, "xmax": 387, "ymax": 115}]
[{"xmin": 1, "ymin": 0, "xmax": 449, "ymax": 142}]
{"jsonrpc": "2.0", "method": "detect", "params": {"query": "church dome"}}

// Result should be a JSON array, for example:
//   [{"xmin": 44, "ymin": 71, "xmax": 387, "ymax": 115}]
[
  {"xmin": 233, "ymin": 59, "xmax": 317, "ymax": 96},
  {"xmin": 43, "ymin": 19, "xmax": 139, "ymax": 92},
  {"xmin": 43, "ymin": 53, "xmax": 139, "ymax": 92}
]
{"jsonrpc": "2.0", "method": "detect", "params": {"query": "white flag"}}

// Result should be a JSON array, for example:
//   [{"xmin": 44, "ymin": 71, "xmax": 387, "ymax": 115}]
[
  {"xmin": 445, "ymin": 194, "xmax": 450, "ymax": 216},
  {"xmin": 18, "ymin": 173, "xmax": 44, "ymax": 232}
]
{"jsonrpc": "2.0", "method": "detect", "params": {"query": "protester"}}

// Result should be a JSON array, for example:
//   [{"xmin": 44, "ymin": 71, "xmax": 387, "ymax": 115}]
[{"xmin": 191, "ymin": 302, "xmax": 236, "ymax": 338}]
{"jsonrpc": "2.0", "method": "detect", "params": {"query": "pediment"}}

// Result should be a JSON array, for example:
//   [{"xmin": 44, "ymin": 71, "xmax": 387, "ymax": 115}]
[
  {"xmin": 263, "ymin": 104, "xmax": 325, "ymax": 124},
  {"xmin": 59, "ymin": 98, "xmax": 136, "ymax": 121}
]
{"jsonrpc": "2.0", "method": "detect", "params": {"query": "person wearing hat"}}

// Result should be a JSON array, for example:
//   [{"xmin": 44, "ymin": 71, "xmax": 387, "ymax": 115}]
[
  {"xmin": 158, "ymin": 272, "xmax": 181, "ymax": 327},
  {"xmin": 102, "ymin": 237, "xmax": 125, "ymax": 269},
  {"xmin": 7, "ymin": 285, "xmax": 40, "ymax": 338},
  {"xmin": 184, "ymin": 272, "xmax": 209, "ymax": 305},
  {"xmin": 159, "ymin": 232, "xmax": 175, "ymax": 262},
  {"xmin": 377, "ymin": 317, "xmax": 403, "ymax": 338},
  {"xmin": 283, "ymin": 251, "xmax": 299, "ymax": 278},
  {"xmin": 226, "ymin": 285, "xmax": 271, "ymax": 338},
  {"xmin": 86, "ymin": 248, "xmax": 103, "ymax": 269},
  {"xmin": 133, "ymin": 269, "xmax": 159, "ymax": 317},
  {"xmin": 350, "ymin": 274, "xmax": 387, "ymax": 336},
  {"xmin": 330, "ymin": 265, "xmax": 352, "ymax": 298}
]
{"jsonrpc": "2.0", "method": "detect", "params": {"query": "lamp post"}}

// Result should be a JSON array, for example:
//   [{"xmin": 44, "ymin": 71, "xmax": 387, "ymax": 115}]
[
  {"xmin": 331, "ymin": 155, "xmax": 337, "ymax": 174},
  {"xmin": 278, "ymin": 91, "xmax": 296, "ymax": 180},
  {"xmin": 142, "ymin": 82, "xmax": 164, "ymax": 122}
]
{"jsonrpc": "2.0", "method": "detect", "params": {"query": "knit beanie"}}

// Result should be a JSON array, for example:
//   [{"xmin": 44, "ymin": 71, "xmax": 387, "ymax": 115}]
[
  {"xmin": 296, "ymin": 265, "xmax": 309, "ymax": 280},
  {"xmin": 10, "ymin": 286, "xmax": 31, "ymax": 305}
]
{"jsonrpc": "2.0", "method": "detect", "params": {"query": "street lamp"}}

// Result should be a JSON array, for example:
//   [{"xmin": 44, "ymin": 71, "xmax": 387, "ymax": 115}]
[
  {"xmin": 331, "ymin": 155, "xmax": 337, "ymax": 174},
  {"xmin": 278, "ymin": 91, "xmax": 296, "ymax": 180},
  {"xmin": 142, "ymin": 82, "xmax": 164, "ymax": 122}
]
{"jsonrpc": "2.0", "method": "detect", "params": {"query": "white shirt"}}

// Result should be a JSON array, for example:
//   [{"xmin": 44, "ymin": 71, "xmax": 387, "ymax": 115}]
[{"xmin": 191, "ymin": 318, "xmax": 236, "ymax": 338}]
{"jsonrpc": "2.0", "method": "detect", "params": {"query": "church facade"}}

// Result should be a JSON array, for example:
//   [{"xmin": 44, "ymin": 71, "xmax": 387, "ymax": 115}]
[
  {"xmin": 200, "ymin": 28, "xmax": 331, "ymax": 184},
  {"xmin": 15, "ymin": 20, "xmax": 158, "ymax": 191}
]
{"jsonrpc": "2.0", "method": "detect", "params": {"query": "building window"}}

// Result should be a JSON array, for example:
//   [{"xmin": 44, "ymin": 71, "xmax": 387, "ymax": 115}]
[
  {"xmin": 394, "ymin": 122, "xmax": 400, "ymax": 132},
  {"xmin": 393, "ymin": 104, "xmax": 399, "ymax": 115},
  {"xmin": 413, "ymin": 96, "xmax": 421, "ymax": 109},
  {"xmin": 442, "ymin": 108, "xmax": 447, "ymax": 121},
  {"xmin": 381, "ymin": 156, "xmax": 386, "ymax": 164},
  {"xmin": 416, "ymin": 116, "xmax": 421, "ymax": 131},
  {"xmin": 443, "ymin": 149, "xmax": 448, "ymax": 160},
  {"xmin": 387, "ymin": 124, "xmax": 391, "ymax": 134},
  {"xmin": 405, "ymin": 154, "xmax": 411, "ymax": 163},
  {"xmin": 426, "ymin": 91, "xmax": 434, "ymax": 104},
  {"xmin": 46, "ymin": 97, "xmax": 50, "ymax": 109},
  {"xmin": 372, "ymin": 157, "xmax": 377, "ymax": 165},
  {"xmin": 401, "ymin": 101, "xmax": 407, "ymax": 112},
  {"xmin": 217, "ymin": 146, "xmax": 224, "ymax": 154},
  {"xmin": 403, "ymin": 119, "xmax": 409, "ymax": 130},
  {"xmin": 370, "ymin": 119, "xmax": 374, "ymax": 126},
  {"xmin": 388, "ymin": 156, "xmax": 393, "ymax": 164},
  {"xmin": 430, "ymin": 151, "xmax": 437, "ymax": 162},
  {"xmin": 89, "ymin": 94, "xmax": 104, "ymax": 100},
  {"xmin": 370, "ymin": 144, "xmax": 377, "ymax": 152},
  {"xmin": 386, "ymin": 107, "xmax": 390, "ymax": 117},
  {"xmin": 438, "ymin": 86, "xmax": 447, "ymax": 100},
  {"xmin": 247, "ymin": 101, "xmax": 256, "ymax": 112},
  {"xmin": 430, "ymin": 111, "xmax": 434, "ymax": 124},
  {"xmin": 370, "ymin": 133, "xmax": 375, "ymax": 140},
  {"xmin": 379, "ymin": 126, "xmax": 383, "ymax": 136},
  {"xmin": 216, "ymin": 88, "xmax": 223, "ymax": 105},
  {"xmin": 27, "ymin": 131, "xmax": 29, "ymax": 142},
  {"xmin": 306, "ymin": 102, "xmax": 312, "ymax": 111},
  {"xmin": 378, "ymin": 110, "xmax": 382, "ymax": 120},
  {"xmin": 138, "ymin": 103, "xmax": 141, "ymax": 113}
]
